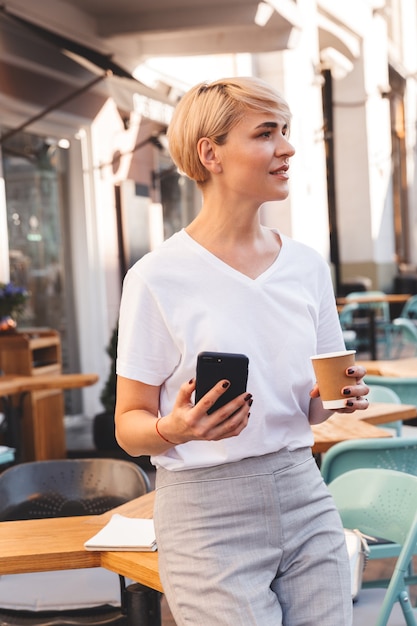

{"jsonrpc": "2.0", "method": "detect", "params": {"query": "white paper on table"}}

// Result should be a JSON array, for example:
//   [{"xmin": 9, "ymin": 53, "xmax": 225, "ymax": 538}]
[{"xmin": 84, "ymin": 514, "xmax": 157, "ymax": 552}]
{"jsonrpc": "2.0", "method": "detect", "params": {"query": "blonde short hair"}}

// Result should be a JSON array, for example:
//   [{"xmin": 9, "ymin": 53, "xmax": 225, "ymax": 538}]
[{"xmin": 167, "ymin": 76, "xmax": 291, "ymax": 185}]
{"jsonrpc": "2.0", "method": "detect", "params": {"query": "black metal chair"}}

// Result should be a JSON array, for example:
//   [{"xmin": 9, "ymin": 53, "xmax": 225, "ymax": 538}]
[{"xmin": 0, "ymin": 458, "xmax": 151, "ymax": 626}]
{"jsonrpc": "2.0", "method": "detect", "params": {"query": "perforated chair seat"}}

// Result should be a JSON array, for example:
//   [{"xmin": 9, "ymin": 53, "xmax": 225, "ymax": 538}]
[
  {"xmin": 321, "ymin": 437, "xmax": 417, "ymax": 563},
  {"xmin": 0, "ymin": 458, "xmax": 150, "ymax": 521}
]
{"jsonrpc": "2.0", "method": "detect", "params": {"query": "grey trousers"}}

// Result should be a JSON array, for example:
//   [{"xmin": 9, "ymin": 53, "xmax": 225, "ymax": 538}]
[{"xmin": 154, "ymin": 447, "xmax": 352, "ymax": 626}]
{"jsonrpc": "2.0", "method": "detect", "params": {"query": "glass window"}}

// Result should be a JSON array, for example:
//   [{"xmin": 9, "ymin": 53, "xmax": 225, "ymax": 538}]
[{"xmin": 2, "ymin": 130, "xmax": 81, "ymax": 412}]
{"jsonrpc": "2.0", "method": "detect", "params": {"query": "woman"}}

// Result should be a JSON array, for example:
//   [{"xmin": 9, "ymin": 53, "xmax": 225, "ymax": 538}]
[{"xmin": 115, "ymin": 76, "xmax": 368, "ymax": 625}]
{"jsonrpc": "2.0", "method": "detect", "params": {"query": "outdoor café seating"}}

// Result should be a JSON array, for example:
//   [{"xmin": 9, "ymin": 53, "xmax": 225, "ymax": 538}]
[
  {"xmin": 329, "ymin": 468, "xmax": 417, "ymax": 626},
  {"xmin": 0, "ymin": 458, "xmax": 150, "ymax": 626}
]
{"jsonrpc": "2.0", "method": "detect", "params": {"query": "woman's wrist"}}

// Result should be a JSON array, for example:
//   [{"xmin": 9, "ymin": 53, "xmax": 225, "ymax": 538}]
[{"xmin": 155, "ymin": 416, "xmax": 178, "ymax": 446}]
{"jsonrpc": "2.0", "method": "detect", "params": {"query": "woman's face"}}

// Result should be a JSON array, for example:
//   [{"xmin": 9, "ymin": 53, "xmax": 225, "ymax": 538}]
[{"xmin": 215, "ymin": 110, "xmax": 295, "ymax": 204}]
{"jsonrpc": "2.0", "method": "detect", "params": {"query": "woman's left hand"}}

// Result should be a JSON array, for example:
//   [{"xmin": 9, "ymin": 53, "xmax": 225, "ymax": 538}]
[{"xmin": 310, "ymin": 365, "xmax": 369, "ymax": 414}]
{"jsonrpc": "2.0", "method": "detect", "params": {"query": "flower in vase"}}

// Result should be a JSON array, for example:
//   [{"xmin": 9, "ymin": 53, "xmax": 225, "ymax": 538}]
[{"xmin": 0, "ymin": 282, "xmax": 29, "ymax": 319}]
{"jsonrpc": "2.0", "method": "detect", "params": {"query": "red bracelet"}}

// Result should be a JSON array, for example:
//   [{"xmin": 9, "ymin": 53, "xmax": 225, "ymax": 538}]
[{"xmin": 155, "ymin": 417, "xmax": 176, "ymax": 445}]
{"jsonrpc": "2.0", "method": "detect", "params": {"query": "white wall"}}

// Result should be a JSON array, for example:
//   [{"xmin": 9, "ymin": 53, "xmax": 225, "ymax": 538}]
[{"xmin": 257, "ymin": 0, "xmax": 331, "ymax": 261}]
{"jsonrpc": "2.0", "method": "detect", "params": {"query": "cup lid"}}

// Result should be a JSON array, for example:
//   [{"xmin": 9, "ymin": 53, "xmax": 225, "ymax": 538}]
[{"xmin": 310, "ymin": 350, "xmax": 356, "ymax": 360}]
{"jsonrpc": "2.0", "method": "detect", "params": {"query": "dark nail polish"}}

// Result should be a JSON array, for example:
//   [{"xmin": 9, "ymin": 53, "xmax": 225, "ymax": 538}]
[
  {"xmin": 244, "ymin": 393, "xmax": 252, "ymax": 401},
  {"xmin": 347, "ymin": 368, "xmax": 355, "ymax": 375},
  {"xmin": 248, "ymin": 399, "xmax": 253, "ymax": 407},
  {"xmin": 188, "ymin": 378, "xmax": 194, "ymax": 384},
  {"xmin": 347, "ymin": 401, "xmax": 354, "ymax": 407},
  {"xmin": 222, "ymin": 381, "xmax": 230, "ymax": 388},
  {"xmin": 343, "ymin": 389, "xmax": 351, "ymax": 395}
]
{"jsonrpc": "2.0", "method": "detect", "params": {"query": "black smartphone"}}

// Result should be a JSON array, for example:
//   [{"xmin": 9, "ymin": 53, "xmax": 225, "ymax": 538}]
[{"xmin": 195, "ymin": 351, "xmax": 249, "ymax": 414}]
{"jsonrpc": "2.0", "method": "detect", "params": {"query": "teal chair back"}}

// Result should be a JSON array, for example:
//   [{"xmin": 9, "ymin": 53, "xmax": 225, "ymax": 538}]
[
  {"xmin": 344, "ymin": 292, "xmax": 392, "ymax": 357},
  {"xmin": 367, "ymin": 384, "xmax": 403, "ymax": 435},
  {"xmin": 321, "ymin": 438, "xmax": 417, "ymax": 565},
  {"xmin": 328, "ymin": 468, "xmax": 417, "ymax": 626},
  {"xmin": 399, "ymin": 294, "xmax": 417, "ymax": 321},
  {"xmin": 345, "ymin": 291, "xmax": 391, "ymax": 323},
  {"xmin": 364, "ymin": 374, "xmax": 417, "ymax": 409},
  {"xmin": 339, "ymin": 302, "xmax": 361, "ymax": 327},
  {"xmin": 339, "ymin": 303, "xmax": 362, "ymax": 352},
  {"xmin": 391, "ymin": 317, "xmax": 417, "ymax": 357},
  {"xmin": 321, "ymin": 437, "xmax": 417, "ymax": 485}
]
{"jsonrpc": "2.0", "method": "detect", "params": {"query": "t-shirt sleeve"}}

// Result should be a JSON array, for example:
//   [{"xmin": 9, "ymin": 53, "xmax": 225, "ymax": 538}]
[{"xmin": 116, "ymin": 267, "xmax": 181, "ymax": 385}]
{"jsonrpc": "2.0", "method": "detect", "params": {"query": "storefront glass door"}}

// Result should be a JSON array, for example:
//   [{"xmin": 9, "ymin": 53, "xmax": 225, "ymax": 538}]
[{"xmin": 1, "ymin": 129, "xmax": 81, "ymax": 411}]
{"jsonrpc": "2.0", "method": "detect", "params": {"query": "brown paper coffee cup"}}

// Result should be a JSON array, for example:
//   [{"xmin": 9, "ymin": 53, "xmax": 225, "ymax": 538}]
[{"xmin": 310, "ymin": 350, "xmax": 356, "ymax": 409}]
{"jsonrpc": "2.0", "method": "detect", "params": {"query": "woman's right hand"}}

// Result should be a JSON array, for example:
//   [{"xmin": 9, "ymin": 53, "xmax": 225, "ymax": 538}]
[{"xmin": 157, "ymin": 378, "xmax": 253, "ymax": 445}]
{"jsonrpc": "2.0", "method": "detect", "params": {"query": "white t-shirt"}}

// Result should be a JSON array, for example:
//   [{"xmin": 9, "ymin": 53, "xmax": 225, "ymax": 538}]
[{"xmin": 117, "ymin": 229, "xmax": 345, "ymax": 470}]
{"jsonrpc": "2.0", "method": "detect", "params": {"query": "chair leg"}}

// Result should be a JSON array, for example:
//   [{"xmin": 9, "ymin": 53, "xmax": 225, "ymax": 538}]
[
  {"xmin": 124, "ymin": 583, "xmax": 162, "ymax": 626},
  {"xmin": 398, "ymin": 590, "xmax": 417, "ymax": 626}
]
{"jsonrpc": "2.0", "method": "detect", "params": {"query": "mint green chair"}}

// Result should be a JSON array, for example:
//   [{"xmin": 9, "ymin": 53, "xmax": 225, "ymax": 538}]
[
  {"xmin": 391, "ymin": 317, "xmax": 417, "ymax": 357},
  {"xmin": 321, "ymin": 437, "xmax": 417, "ymax": 562},
  {"xmin": 345, "ymin": 291, "xmax": 391, "ymax": 322},
  {"xmin": 367, "ymin": 384, "xmax": 403, "ymax": 436},
  {"xmin": 339, "ymin": 303, "xmax": 364, "ymax": 353},
  {"xmin": 364, "ymin": 375, "xmax": 417, "ymax": 410},
  {"xmin": 328, "ymin": 468, "xmax": 417, "ymax": 626},
  {"xmin": 343, "ymin": 292, "xmax": 393, "ymax": 357},
  {"xmin": 321, "ymin": 437, "xmax": 417, "ymax": 485},
  {"xmin": 399, "ymin": 294, "xmax": 417, "ymax": 322}
]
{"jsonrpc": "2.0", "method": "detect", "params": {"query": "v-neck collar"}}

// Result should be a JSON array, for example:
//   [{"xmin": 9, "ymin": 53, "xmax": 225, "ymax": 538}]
[{"xmin": 180, "ymin": 228, "xmax": 284, "ymax": 283}]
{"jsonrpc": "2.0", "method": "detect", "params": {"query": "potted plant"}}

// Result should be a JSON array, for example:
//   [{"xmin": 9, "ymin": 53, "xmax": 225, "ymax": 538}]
[
  {"xmin": 0, "ymin": 282, "xmax": 28, "ymax": 333},
  {"xmin": 93, "ymin": 324, "xmax": 119, "ymax": 450},
  {"xmin": 93, "ymin": 325, "xmax": 153, "ymax": 471}
]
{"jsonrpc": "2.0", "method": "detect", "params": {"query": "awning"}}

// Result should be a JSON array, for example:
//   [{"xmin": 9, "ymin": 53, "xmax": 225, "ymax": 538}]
[
  {"xmin": 0, "ymin": 7, "xmax": 170, "ymax": 141},
  {"xmin": 0, "ymin": 6, "xmax": 134, "ymax": 79}
]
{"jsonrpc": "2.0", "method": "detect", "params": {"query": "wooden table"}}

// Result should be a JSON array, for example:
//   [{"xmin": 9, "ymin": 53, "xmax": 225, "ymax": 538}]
[
  {"xmin": 0, "ymin": 373, "xmax": 99, "ymax": 461},
  {"xmin": 311, "ymin": 415, "xmax": 393, "ymax": 454},
  {"xmin": 0, "ymin": 373, "xmax": 99, "ymax": 396},
  {"xmin": 336, "ymin": 294, "xmax": 411, "ymax": 307},
  {"xmin": 0, "ymin": 491, "xmax": 157, "ymax": 576},
  {"xmin": 357, "ymin": 357, "xmax": 417, "ymax": 378},
  {"xmin": 354, "ymin": 400, "xmax": 417, "ymax": 424},
  {"xmin": 0, "ymin": 491, "xmax": 161, "ymax": 624}
]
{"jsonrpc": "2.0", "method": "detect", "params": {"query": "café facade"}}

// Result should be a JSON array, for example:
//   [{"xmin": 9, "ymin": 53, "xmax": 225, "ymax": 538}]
[{"xmin": 0, "ymin": 0, "xmax": 416, "ymax": 417}]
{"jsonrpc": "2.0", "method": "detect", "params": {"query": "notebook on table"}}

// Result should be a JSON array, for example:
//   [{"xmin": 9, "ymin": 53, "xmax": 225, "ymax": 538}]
[{"xmin": 84, "ymin": 513, "xmax": 157, "ymax": 552}]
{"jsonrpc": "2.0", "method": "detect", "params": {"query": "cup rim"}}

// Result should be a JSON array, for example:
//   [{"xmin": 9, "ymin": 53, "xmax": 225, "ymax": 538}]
[{"xmin": 310, "ymin": 350, "xmax": 356, "ymax": 360}]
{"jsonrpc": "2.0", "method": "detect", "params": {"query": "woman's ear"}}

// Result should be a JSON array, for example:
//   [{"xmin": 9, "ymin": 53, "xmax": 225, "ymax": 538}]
[{"xmin": 197, "ymin": 137, "xmax": 222, "ymax": 174}]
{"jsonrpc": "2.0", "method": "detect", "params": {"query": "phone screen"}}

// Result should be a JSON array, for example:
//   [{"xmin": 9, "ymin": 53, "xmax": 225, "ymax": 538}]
[{"xmin": 195, "ymin": 351, "xmax": 249, "ymax": 414}]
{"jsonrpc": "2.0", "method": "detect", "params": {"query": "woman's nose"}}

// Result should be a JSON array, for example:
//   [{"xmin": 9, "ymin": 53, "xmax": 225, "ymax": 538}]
[{"xmin": 275, "ymin": 137, "xmax": 295, "ymax": 157}]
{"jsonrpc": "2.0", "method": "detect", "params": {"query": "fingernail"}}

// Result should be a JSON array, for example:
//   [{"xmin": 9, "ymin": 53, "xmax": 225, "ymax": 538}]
[
  {"xmin": 222, "ymin": 381, "xmax": 230, "ymax": 388},
  {"xmin": 347, "ymin": 368, "xmax": 355, "ymax": 375},
  {"xmin": 347, "ymin": 401, "xmax": 354, "ymax": 407},
  {"xmin": 189, "ymin": 378, "xmax": 194, "ymax": 384},
  {"xmin": 343, "ymin": 388, "xmax": 351, "ymax": 395},
  {"xmin": 244, "ymin": 393, "xmax": 252, "ymax": 401}
]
